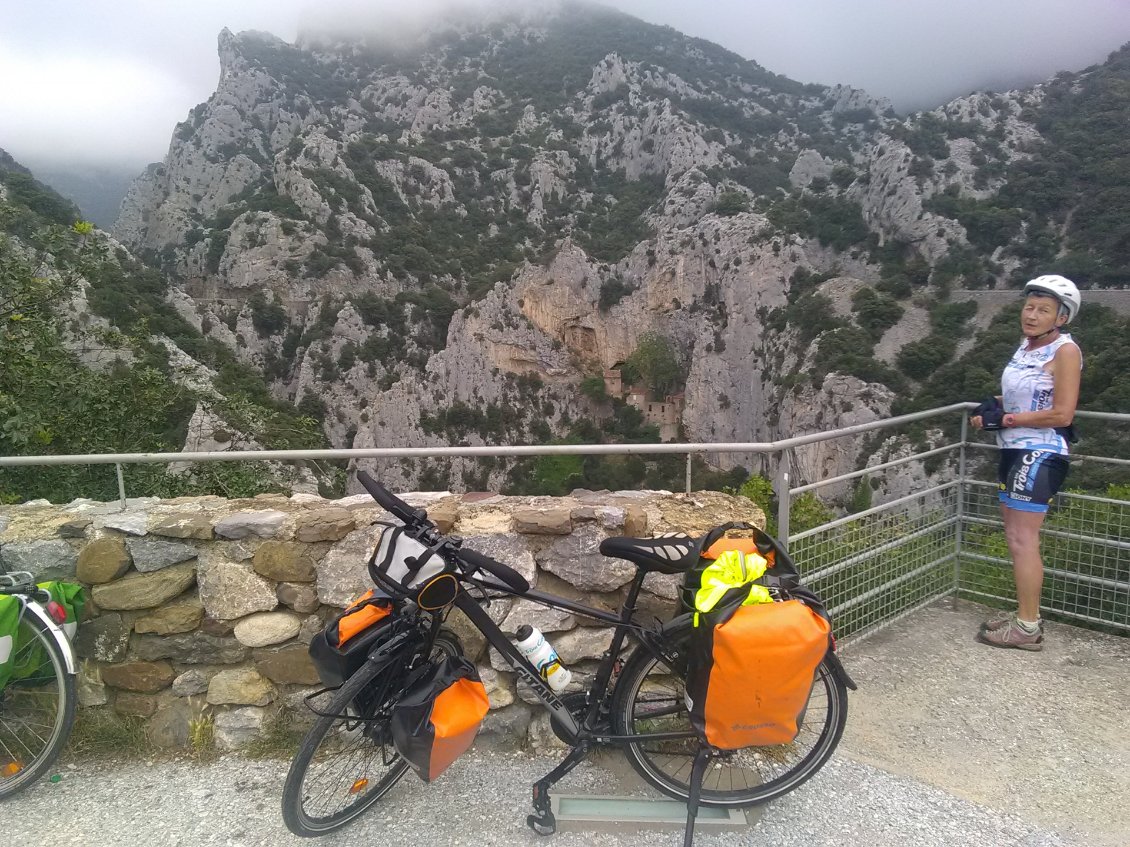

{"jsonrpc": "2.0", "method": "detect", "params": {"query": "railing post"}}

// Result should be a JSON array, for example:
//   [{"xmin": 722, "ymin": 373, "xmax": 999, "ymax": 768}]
[
  {"xmin": 954, "ymin": 413, "xmax": 969, "ymax": 595},
  {"xmin": 115, "ymin": 462, "xmax": 127, "ymax": 512},
  {"xmin": 685, "ymin": 453, "xmax": 692, "ymax": 494},
  {"xmin": 775, "ymin": 450, "xmax": 792, "ymax": 551}
]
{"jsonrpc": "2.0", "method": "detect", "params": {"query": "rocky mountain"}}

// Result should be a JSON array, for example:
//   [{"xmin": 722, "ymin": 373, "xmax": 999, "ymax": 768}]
[
  {"xmin": 0, "ymin": 148, "xmax": 334, "ymax": 504},
  {"xmin": 11, "ymin": 2, "xmax": 1130, "ymax": 504}
]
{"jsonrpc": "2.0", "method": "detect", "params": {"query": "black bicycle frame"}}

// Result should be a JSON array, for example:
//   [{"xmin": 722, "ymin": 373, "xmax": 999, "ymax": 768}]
[{"xmin": 454, "ymin": 568, "xmax": 696, "ymax": 745}]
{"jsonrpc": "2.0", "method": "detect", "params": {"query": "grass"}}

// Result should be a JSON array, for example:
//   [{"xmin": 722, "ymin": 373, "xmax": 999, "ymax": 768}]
[
  {"xmin": 187, "ymin": 708, "xmax": 217, "ymax": 762},
  {"xmin": 64, "ymin": 709, "xmax": 154, "ymax": 759},
  {"xmin": 242, "ymin": 711, "xmax": 304, "ymax": 760}
]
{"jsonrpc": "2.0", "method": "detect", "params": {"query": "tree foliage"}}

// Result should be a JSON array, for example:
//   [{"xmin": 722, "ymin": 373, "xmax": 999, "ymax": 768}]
[{"xmin": 622, "ymin": 332, "xmax": 685, "ymax": 398}]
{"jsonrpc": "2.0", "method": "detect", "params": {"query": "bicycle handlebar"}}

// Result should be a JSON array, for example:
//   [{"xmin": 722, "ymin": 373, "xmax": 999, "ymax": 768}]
[
  {"xmin": 357, "ymin": 470, "xmax": 426, "ymax": 526},
  {"xmin": 455, "ymin": 547, "xmax": 530, "ymax": 594},
  {"xmin": 356, "ymin": 470, "xmax": 529, "ymax": 594}
]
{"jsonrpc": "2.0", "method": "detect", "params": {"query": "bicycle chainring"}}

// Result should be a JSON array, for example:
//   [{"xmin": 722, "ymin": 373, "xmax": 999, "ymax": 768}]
[{"xmin": 550, "ymin": 692, "xmax": 600, "ymax": 744}]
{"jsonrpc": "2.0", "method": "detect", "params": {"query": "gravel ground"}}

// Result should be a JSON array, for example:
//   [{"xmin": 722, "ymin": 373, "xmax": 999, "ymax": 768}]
[{"xmin": 1, "ymin": 749, "xmax": 1078, "ymax": 847}]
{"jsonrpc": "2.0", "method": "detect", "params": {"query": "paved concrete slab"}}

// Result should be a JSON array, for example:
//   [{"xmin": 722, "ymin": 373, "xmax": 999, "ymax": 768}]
[{"xmin": 839, "ymin": 597, "xmax": 1130, "ymax": 847}]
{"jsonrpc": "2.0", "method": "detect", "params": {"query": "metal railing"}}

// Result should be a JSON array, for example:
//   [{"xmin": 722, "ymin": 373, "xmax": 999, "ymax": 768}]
[{"xmin": 2, "ymin": 403, "xmax": 1127, "ymax": 643}]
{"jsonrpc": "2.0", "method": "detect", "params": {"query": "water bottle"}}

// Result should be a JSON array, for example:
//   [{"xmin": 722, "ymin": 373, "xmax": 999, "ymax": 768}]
[{"xmin": 514, "ymin": 624, "xmax": 572, "ymax": 693}]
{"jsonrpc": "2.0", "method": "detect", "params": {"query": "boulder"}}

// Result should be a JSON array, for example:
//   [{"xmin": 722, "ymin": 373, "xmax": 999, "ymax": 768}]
[
  {"xmin": 126, "ymin": 538, "xmax": 198, "ymax": 572},
  {"xmin": 90, "ymin": 562, "xmax": 197, "ymax": 610},
  {"xmin": 196, "ymin": 549, "xmax": 277, "ymax": 620},
  {"xmin": 134, "ymin": 597, "xmax": 205, "ymax": 635},
  {"xmin": 513, "ymin": 507, "xmax": 572, "ymax": 535},
  {"xmin": 149, "ymin": 514, "xmax": 214, "ymax": 540},
  {"xmin": 0, "ymin": 539, "xmax": 78, "ymax": 581},
  {"xmin": 317, "ymin": 523, "xmax": 381, "ymax": 607},
  {"xmin": 254, "ymin": 644, "xmax": 321, "ymax": 686},
  {"xmin": 101, "ymin": 660, "xmax": 176, "ymax": 693},
  {"xmin": 538, "ymin": 524, "xmax": 635, "ymax": 591},
  {"xmin": 253, "ymin": 541, "xmax": 317, "ymax": 582},
  {"xmin": 213, "ymin": 510, "xmax": 287, "ymax": 540},
  {"xmin": 294, "ymin": 508, "xmax": 355, "ymax": 542},
  {"xmin": 73, "ymin": 612, "xmax": 131, "ymax": 662},
  {"xmin": 276, "ymin": 582, "xmax": 320, "ymax": 613},
  {"xmin": 232, "ymin": 611, "xmax": 302, "ymax": 647},
  {"xmin": 132, "ymin": 632, "xmax": 248, "ymax": 665},
  {"xmin": 207, "ymin": 668, "xmax": 276, "ymax": 707},
  {"xmin": 76, "ymin": 536, "xmax": 132, "ymax": 584},
  {"xmin": 171, "ymin": 669, "xmax": 212, "ymax": 697},
  {"xmin": 214, "ymin": 706, "xmax": 269, "ymax": 751}
]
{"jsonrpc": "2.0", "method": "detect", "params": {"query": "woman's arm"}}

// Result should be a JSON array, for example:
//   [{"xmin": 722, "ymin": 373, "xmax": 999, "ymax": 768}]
[{"xmin": 1002, "ymin": 344, "xmax": 1081, "ymax": 429}]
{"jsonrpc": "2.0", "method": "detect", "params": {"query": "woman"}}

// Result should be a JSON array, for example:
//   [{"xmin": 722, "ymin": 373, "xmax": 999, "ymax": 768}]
[{"xmin": 970, "ymin": 275, "xmax": 1082, "ymax": 651}]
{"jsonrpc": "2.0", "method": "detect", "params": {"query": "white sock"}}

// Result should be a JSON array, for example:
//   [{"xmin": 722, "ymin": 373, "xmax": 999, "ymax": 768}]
[{"xmin": 1016, "ymin": 617, "xmax": 1041, "ymax": 634}]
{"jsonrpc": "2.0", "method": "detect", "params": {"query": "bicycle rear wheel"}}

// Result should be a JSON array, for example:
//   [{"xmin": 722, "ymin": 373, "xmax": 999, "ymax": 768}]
[
  {"xmin": 611, "ymin": 617, "xmax": 847, "ymax": 807},
  {"xmin": 0, "ymin": 609, "xmax": 76, "ymax": 800},
  {"xmin": 281, "ymin": 629, "xmax": 462, "ymax": 836}
]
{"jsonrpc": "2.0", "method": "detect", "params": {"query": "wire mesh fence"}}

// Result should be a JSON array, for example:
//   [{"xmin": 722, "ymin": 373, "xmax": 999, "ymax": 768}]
[
  {"xmin": 785, "ymin": 409, "xmax": 1130, "ymax": 642},
  {"xmin": 789, "ymin": 485, "xmax": 960, "ymax": 643},
  {"xmin": 959, "ymin": 480, "xmax": 1130, "ymax": 632}
]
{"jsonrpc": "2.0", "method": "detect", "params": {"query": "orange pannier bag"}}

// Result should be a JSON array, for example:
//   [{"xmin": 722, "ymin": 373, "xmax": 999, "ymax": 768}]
[
  {"xmin": 684, "ymin": 522, "xmax": 833, "ymax": 749},
  {"xmin": 391, "ymin": 656, "xmax": 489, "ymax": 782},
  {"xmin": 308, "ymin": 590, "xmax": 394, "ymax": 688},
  {"xmin": 687, "ymin": 599, "xmax": 831, "ymax": 748}
]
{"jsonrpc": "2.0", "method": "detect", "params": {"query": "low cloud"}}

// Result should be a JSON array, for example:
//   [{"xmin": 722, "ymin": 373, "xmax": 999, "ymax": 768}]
[{"xmin": 2, "ymin": 0, "xmax": 1129, "ymax": 170}]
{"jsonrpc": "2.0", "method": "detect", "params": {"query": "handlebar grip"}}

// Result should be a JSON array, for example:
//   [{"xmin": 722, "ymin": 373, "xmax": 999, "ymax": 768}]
[
  {"xmin": 356, "ymin": 471, "xmax": 422, "ymax": 525},
  {"xmin": 456, "ymin": 547, "xmax": 530, "ymax": 594}
]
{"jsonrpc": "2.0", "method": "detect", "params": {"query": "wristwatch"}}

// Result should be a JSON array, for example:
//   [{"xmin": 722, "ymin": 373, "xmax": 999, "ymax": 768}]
[{"xmin": 1003, "ymin": 413, "xmax": 1016, "ymax": 427}]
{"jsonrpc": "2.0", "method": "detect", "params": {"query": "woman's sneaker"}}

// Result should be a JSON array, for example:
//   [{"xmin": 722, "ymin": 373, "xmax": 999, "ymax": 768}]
[
  {"xmin": 981, "ymin": 611, "xmax": 1043, "ymax": 633},
  {"xmin": 977, "ymin": 616, "xmax": 1044, "ymax": 651}
]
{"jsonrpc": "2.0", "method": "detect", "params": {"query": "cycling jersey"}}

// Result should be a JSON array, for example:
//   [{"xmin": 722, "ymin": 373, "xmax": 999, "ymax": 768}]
[{"xmin": 998, "ymin": 333, "xmax": 1081, "ymax": 455}]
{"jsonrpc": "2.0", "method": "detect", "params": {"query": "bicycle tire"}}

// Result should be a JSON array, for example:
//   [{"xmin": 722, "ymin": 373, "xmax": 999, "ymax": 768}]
[
  {"xmin": 281, "ymin": 629, "xmax": 462, "ymax": 837},
  {"xmin": 611, "ymin": 616, "xmax": 847, "ymax": 807},
  {"xmin": 0, "ymin": 610, "xmax": 76, "ymax": 800}
]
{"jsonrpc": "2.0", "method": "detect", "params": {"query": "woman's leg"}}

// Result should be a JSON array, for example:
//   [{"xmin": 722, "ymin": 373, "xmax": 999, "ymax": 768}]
[{"xmin": 1000, "ymin": 503, "xmax": 1047, "ymax": 622}]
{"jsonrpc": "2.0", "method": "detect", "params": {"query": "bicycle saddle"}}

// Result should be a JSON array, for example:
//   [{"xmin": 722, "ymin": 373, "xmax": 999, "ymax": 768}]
[{"xmin": 599, "ymin": 532, "xmax": 699, "ymax": 575}]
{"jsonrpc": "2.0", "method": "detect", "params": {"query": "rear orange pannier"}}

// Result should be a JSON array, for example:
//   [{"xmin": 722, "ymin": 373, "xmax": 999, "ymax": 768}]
[
  {"xmin": 685, "ymin": 522, "xmax": 833, "ymax": 750},
  {"xmin": 688, "ymin": 599, "xmax": 830, "ymax": 748}
]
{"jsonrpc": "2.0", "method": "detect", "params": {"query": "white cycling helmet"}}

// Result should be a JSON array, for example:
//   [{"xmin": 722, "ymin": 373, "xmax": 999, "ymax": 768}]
[{"xmin": 1023, "ymin": 274, "xmax": 1081, "ymax": 323}]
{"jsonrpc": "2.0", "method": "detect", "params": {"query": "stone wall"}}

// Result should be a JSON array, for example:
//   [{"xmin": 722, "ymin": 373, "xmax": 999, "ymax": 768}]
[{"xmin": 0, "ymin": 488, "xmax": 763, "ymax": 752}]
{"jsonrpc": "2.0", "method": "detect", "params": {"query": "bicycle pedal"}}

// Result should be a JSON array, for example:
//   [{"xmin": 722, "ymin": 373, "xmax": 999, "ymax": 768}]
[{"xmin": 526, "ymin": 813, "xmax": 557, "ymax": 836}]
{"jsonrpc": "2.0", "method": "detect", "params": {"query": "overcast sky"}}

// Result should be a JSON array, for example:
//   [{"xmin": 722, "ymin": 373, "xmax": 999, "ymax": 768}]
[{"xmin": 2, "ymin": 0, "xmax": 1129, "ymax": 171}]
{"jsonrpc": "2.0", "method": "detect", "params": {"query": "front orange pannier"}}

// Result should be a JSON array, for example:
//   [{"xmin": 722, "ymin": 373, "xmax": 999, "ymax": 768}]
[
  {"xmin": 308, "ymin": 590, "xmax": 393, "ymax": 688},
  {"xmin": 391, "ymin": 656, "xmax": 489, "ymax": 782},
  {"xmin": 688, "ymin": 598, "xmax": 830, "ymax": 748}
]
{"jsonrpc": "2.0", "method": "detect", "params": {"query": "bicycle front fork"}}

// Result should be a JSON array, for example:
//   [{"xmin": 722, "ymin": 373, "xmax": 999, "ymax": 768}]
[{"xmin": 527, "ymin": 740, "xmax": 592, "ymax": 836}]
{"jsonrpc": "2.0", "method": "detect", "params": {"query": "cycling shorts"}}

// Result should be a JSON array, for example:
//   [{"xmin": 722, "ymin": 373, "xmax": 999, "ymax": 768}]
[{"xmin": 997, "ymin": 449, "xmax": 1069, "ymax": 513}]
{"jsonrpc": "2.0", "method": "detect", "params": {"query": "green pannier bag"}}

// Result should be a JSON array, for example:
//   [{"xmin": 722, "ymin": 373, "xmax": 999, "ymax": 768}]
[
  {"xmin": 1, "ymin": 581, "xmax": 85, "ymax": 689},
  {"xmin": 0, "ymin": 594, "xmax": 19, "ymax": 689},
  {"xmin": 37, "ymin": 580, "xmax": 86, "ymax": 640}
]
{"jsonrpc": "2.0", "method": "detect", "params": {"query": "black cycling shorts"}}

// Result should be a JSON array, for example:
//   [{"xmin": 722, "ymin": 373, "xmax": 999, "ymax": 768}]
[{"xmin": 997, "ymin": 449, "xmax": 1069, "ymax": 513}]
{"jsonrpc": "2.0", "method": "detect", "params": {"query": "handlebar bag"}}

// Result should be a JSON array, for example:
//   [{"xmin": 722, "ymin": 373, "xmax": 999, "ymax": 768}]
[
  {"xmin": 391, "ymin": 655, "xmax": 489, "ymax": 783},
  {"xmin": 368, "ymin": 522, "xmax": 451, "ymax": 596},
  {"xmin": 308, "ymin": 589, "xmax": 394, "ymax": 688}
]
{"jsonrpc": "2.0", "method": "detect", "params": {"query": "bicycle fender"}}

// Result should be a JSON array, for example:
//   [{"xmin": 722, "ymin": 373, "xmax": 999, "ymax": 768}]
[
  {"xmin": 823, "ymin": 649, "xmax": 856, "ymax": 691},
  {"xmin": 24, "ymin": 601, "xmax": 77, "ymax": 675}
]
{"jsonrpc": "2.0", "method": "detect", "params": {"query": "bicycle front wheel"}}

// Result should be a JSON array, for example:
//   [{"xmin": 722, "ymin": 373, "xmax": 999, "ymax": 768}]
[
  {"xmin": 611, "ymin": 617, "xmax": 847, "ymax": 807},
  {"xmin": 281, "ymin": 630, "xmax": 462, "ymax": 837},
  {"xmin": 0, "ymin": 611, "xmax": 76, "ymax": 800}
]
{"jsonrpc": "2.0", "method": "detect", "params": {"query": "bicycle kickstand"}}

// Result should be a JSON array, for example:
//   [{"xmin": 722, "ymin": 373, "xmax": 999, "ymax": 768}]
[
  {"xmin": 682, "ymin": 746, "xmax": 712, "ymax": 847},
  {"xmin": 527, "ymin": 740, "xmax": 592, "ymax": 836}
]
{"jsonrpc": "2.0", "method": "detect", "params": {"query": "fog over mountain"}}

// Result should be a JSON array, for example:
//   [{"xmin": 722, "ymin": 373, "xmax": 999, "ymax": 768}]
[{"xmin": 4, "ymin": 0, "xmax": 1129, "ymax": 176}]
